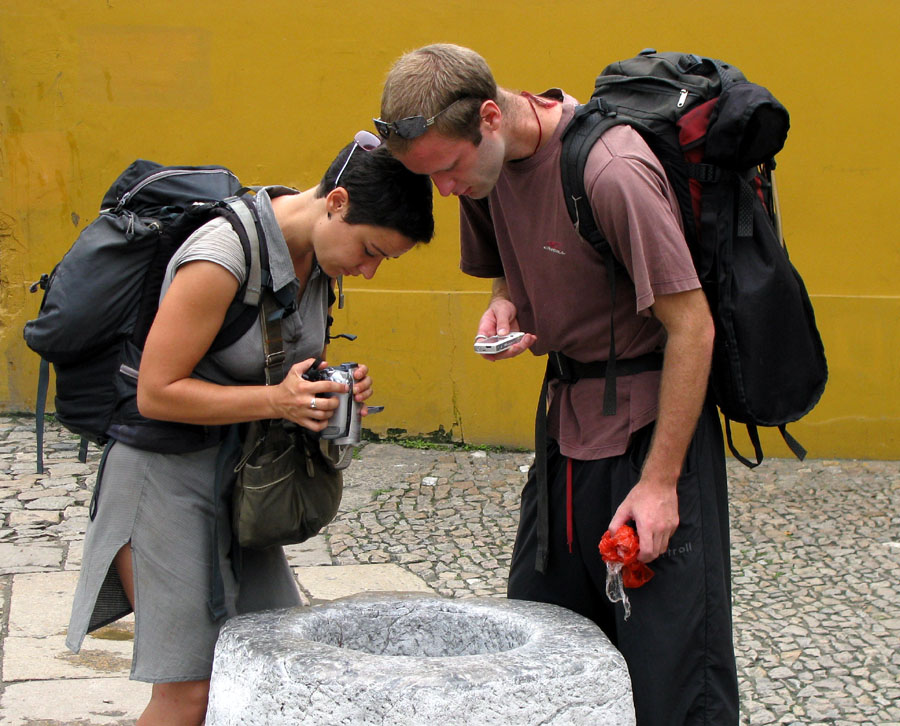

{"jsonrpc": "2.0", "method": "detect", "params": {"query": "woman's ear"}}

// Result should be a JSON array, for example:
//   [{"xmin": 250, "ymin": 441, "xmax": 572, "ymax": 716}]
[{"xmin": 325, "ymin": 187, "xmax": 349, "ymax": 217}]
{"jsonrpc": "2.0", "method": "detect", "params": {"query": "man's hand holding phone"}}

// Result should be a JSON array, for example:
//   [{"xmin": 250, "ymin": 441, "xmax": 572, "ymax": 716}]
[
  {"xmin": 474, "ymin": 330, "xmax": 536, "ymax": 360},
  {"xmin": 474, "ymin": 332, "xmax": 525, "ymax": 354},
  {"xmin": 474, "ymin": 296, "xmax": 536, "ymax": 361}
]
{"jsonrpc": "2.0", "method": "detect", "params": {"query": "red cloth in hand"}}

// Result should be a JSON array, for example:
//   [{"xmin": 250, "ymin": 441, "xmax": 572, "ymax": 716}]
[{"xmin": 599, "ymin": 525, "xmax": 654, "ymax": 588}]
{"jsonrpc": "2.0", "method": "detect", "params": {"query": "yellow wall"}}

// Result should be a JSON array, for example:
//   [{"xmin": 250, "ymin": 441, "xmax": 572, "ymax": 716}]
[{"xmin": 2, "ymin": 1, "xmax": 898, "ymax": 458}]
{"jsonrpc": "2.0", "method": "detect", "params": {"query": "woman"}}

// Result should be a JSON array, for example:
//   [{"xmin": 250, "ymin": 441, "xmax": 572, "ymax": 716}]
[{"xmin": 66, "ymin": 132, "xmax": 434, "ymax": 724}]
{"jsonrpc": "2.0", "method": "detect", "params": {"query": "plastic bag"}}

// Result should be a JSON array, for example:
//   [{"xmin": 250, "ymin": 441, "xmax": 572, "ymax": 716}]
[{"xmin": 598, "ymin": 525, "xmax": 654, "ymax": 620}]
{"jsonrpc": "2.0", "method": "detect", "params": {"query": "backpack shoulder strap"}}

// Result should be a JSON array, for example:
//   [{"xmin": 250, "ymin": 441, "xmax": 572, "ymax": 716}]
[
  {"xmin": 560, "ymin": 104, "xmax": 624, "ymax": 254},
  {"xmin": 562, "ymin": 100, "xmax": 700, "ymax": 252},
  {"xmin": 207, "ymin": 194, "xmax": 276, "ymax": 352},
  {"xmin": 559, "ymin": 108, "xmax": 637, "ymax": 416},
  {"xmin": 221, "ymin": 195, "xmax": 265, "ymax": 307}
]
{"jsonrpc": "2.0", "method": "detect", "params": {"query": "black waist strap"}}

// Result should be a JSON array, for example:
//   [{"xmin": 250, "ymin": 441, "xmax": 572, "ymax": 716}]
[
  {"xmin": 547, "ymin": 350, "xmax": 663, "ymax": 384},
  {"xmin": 533, "ymin": 351, "xmax": 664, "ymax": 574}
]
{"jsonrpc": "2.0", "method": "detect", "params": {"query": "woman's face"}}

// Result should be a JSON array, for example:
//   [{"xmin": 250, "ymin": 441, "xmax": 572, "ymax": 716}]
[{"xmin": 314, "ymin": 213, "xmax": 416, "ymax": 280}]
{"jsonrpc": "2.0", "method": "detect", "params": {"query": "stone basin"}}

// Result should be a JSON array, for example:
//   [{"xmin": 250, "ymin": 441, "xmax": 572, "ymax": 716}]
[{"xmin": 206, "ymin": 593, "xmax": 635, "ymax": 725}]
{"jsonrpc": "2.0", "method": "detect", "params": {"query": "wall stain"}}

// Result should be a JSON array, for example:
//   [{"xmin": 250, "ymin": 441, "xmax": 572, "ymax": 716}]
[{"xmin": 6, "ymin": 107, "xmax": 23, "ymax": 133}]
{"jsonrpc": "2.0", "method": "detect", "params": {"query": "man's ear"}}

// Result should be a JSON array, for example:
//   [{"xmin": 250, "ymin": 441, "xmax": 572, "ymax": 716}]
[
  {"xmin": 325, "ymin": 187, "xmax": 349, "ymax": 216},
  {"xmin": 479, "ymin": 99, "xmax": 502, "ymax": 131}
]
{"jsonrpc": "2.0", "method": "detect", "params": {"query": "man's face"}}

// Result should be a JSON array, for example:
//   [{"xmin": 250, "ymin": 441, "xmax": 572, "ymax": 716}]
[{"xmin": 395, "ymin": 128, "xmax": 505, "ymax": 200}]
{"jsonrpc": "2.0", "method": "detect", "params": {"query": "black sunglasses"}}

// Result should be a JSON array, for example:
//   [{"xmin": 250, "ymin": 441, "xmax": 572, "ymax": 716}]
[{"xmin": 373, "ymin": 97, "xmax": 476, "ymax": 140}]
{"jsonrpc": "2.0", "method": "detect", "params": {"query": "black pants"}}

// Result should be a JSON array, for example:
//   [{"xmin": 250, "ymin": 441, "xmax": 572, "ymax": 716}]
[{"xmin": 508, "ymin": 402, "xmax": 739, "ymax": 726}]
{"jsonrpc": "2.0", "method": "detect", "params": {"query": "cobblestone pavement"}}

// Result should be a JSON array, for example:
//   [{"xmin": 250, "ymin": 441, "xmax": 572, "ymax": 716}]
[{"xmin": 1, "ymin": 414, "xmax": 898, "ymax": 725}]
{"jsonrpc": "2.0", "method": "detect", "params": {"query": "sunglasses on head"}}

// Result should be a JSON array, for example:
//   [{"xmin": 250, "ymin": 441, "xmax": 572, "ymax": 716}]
[
  {"xmin": 333, "ymin": 130, "xmax": 382, "ymax": 189},
  {"xmin": 373, "ymin": 97, "xmax": 476, "ymax": 140}
]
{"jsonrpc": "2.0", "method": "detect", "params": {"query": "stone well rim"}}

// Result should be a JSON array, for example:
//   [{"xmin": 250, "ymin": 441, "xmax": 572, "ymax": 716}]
[{"xmin": 216, "ymin": 593, "xmax": 625, "ymax": 678}]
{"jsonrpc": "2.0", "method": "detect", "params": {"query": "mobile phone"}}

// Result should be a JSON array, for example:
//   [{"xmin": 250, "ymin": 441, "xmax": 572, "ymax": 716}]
[{"xmin": 474, "ymin": 332, "xmax": 525, "ymax": 355}]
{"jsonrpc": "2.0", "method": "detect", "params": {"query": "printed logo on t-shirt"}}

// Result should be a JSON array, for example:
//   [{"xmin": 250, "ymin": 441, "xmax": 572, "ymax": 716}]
[{"xmin": 543, "ymin": 241, "xmax": 566, "ymax": 256}]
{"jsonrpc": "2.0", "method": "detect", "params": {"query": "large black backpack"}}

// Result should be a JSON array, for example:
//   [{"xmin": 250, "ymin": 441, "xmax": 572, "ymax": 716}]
[
  {"xmin": 23, "ymin": 160, "xmax": 288, "ymax": 472},
  {"xmin": 560, "ymin": 49, "xmax": 828, "ymax": 466}
]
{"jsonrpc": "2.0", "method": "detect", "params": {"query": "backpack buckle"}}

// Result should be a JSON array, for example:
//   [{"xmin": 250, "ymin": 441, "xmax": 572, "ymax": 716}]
[
  {"xmin": 576, "ymin": 97, "xmax": 617, "ymax": 120},
  {"xmin": 29, "ymin": 274, "xmax": 50, "ymax": 293},
  {"xmin": 548, "ymin": 351, "xmax": 579, "ymax": 384}
]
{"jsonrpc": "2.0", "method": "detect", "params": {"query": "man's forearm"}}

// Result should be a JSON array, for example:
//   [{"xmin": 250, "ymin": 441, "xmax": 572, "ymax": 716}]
[
  {"xmin": 491, "ymin": 276, "xmax": 509, "ymax": 303},
  {"xmin": 641, "ymin": 327, "xmax": 713, "ymax": 486},
  {"xmin": 641, "ymin": 290, "xmax": 715, "ymax": 487}
]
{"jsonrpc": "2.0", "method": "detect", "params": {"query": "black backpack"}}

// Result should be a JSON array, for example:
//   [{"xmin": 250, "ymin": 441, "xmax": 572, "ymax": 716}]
[
  {"xmin": 23, "ymin": 160, "xmax": 292, "ymax": 472},
  {"xmin": 559, "ymin": 49, "xmax": 827, "ymax": 466}
]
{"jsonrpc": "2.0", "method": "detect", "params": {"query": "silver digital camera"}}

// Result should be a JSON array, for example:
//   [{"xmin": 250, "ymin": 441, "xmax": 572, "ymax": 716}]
[{"xmin": 306, "ymin": 362, "xmax": 361, "ymax": 445}]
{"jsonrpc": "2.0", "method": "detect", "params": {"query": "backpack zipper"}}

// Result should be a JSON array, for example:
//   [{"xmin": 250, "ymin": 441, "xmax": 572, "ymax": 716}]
[
  {"xmin": 115, "ymin": 168, "xmax": 239, "ymax": 211},
  {"xmin": 595, "ymin": 78, "xmax": 704, "ymax": 110}
]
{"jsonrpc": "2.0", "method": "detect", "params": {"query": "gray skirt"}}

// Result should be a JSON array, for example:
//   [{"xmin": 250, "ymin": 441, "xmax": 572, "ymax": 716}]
[{"xmin": 66, "ymin": 440, "xmax": 301, "ymax": 683}]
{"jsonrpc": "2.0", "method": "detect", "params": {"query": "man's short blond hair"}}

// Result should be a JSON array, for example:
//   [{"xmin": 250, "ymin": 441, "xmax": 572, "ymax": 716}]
[{"xmin": 380, "ymin": 44, "xmax": 498, "ymax": 153}]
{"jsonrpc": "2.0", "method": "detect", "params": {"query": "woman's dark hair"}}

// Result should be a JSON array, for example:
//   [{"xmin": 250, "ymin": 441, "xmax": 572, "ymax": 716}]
[{"xmin": 317, "ymin": 144, "xmax": 434, "ymax": 243}]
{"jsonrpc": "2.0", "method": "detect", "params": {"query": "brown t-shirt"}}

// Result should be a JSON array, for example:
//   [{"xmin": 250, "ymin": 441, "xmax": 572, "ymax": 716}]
[{"xmin": 460, "ymin": 91, "xmax": 700, "ymax": 460}]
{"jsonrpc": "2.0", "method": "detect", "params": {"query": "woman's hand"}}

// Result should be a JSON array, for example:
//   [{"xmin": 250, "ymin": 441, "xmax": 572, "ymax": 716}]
[
  {"xmin": 351, "ymin": 363, "xmax": 377, "ymax": 415},
  {"xmin": 271, "ymin": 360, "xmax": 376, "ymax": 429},
  {"xmin": 270, "ymin": 358, "xmax": 348, "ymax": 431}
]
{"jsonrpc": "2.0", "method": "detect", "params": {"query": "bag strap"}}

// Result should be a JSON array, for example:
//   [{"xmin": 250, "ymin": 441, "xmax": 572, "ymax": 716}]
[
  {"xmin": 210, "ymin": 194, "xmax": 278, "ymax": 353},
  {"xmin": 779, "ymin": 424, "xmax": 808, "ymax": 461},
  {"xmin": 560, "ymin": 106, "xmax": 618, "ymax": 254},
  {"xmin": 209, "ymin": 216, "xmax": 281, "ymax": 621},
  {"xmin": 34, "ymin": 358, "xmax": 49, "ymax": 474},
  {"xmin": 546, "ymin": 351, "xmax": 663, "ymax": 383},
  {"xmin": 208, "ymin": 423, "xmax": 241, "ymax": 621},
  {"xmin": 724, "ymin": 418, "xmax": 763, "ymax": 468},
  {"xmin": 534, "ymin": 373, "xmax": 550, "ymax": 574},
  {"xmin": 207, "ymin": 295, "xmax": 282, "ymax": 621},
  {"xmin": 33, "ymin": 356, "xmax": 88, "ymax": 474},
  {"xmin": 87, "ymin": 438, "xmax": 115, "ymax": 521},
  {"xmin": 206, "ymin": 289, "xmax": 287, "ymax": 619},
  {"xmin": 222, "ymin": 196, "xmax": 264, "ymax": 307},
  {"xmin": 725, "ymin": 418, "xmax": 808, "ymax": 469},
  {"xmin": 259, "ymin": 292, "xmax": 286, "ymax": 385},
  {"xmin": 560, "ymin": 112, "xmax": 632, "ymax": 415}
]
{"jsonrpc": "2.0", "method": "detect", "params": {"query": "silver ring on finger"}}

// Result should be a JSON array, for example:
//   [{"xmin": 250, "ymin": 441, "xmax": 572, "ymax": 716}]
[{"xmin": 310, "ymin": 397, "xmax": 318, "ymax": 410}]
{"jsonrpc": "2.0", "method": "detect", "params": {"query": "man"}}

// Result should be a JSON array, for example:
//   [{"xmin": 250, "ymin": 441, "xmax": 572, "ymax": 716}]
[{"xmin": 376, "ymin": 44, "xmax": 738, "ymax": 725}]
